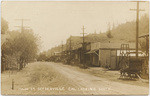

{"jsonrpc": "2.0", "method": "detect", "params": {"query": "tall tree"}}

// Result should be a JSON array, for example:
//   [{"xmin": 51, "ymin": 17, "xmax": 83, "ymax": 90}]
[
  {"xmin": 2, "ymin": 29, "xmax": 40, "ymax": 70},
  {"xmin": 1, "ymin": 18, "xmax": 8, "ymax": 34},
  {"xmin": 106, "ymin": 23, "xmax": 113, "ymax": 38}
]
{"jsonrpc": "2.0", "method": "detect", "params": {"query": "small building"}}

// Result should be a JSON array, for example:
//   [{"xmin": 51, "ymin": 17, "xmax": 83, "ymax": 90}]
[{"xmin": 86, "ymin": 42, "xmax": 137, "ymax": 69}]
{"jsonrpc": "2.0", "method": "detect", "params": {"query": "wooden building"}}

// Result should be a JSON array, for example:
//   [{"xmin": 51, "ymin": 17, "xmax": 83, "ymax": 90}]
[{"xmin": 86, "ymin": 42, "xmax": 136, "ymax": 69}]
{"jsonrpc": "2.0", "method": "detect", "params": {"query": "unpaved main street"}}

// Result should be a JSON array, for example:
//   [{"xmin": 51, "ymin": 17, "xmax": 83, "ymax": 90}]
[{"xmin": 1, "ymin": 62, "xmax": 149, "ymax": 95}]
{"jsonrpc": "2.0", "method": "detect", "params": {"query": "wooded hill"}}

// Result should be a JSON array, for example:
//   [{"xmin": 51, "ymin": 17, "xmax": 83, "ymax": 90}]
[
  {"xmin": 46, "ymin": 14, "xmax": 149, "ymax": 56},
  {"xmin": 110, "ymin": 14, "xmax": 149, "ymax": 42}
]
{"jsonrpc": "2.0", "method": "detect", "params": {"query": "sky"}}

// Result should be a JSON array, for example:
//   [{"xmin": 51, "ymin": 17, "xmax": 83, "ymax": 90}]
[{"xmin": 1, "ymin": 1, "xmax": 149, "ymax": 52}]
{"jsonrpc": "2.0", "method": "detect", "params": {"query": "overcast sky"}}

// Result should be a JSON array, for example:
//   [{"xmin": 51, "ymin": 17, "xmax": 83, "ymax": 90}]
[{"xmin": 1, "ymin": 1, "xmax": 149, "ymax": 52}]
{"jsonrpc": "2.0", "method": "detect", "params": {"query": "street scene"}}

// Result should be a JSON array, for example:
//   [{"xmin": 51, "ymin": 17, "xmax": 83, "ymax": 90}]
[
  {"xmin": 1, "ymin": 62, "xmax": 149, "ymax": 95},
  {"xmin": 1, "ymin": 1, "xmax": 149, "ymax": 95}
]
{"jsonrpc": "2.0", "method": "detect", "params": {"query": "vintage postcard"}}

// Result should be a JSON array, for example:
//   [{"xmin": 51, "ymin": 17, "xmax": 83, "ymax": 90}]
[{"xmin": 1, "ymin": 1, "xmax": 149, "ymax": 95}]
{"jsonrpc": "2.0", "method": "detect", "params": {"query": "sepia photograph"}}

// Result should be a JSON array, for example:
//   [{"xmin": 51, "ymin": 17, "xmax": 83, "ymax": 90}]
[{"xmin": 1, "ymin": 0, "xmax": 149, "ymax": 95}]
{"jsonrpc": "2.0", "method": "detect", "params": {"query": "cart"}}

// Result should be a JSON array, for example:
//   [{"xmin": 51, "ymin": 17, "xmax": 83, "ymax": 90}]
[{"xmin": 119, "ymin": 44, "xmax": 143, "ymax": 79}]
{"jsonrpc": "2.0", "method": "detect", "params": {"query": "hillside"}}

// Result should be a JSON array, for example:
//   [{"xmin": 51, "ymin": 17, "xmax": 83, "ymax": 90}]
[
  {"xmin": 47, "ymin": 14, "xmax": 149, "ymax": 56},
  {"xmin": 110, "ymin": 14, "xmax": 149, "ymax": 42}
]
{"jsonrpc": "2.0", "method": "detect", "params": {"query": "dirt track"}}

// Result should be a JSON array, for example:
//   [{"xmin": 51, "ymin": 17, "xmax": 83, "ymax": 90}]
[{"xmin": 1, "ymin": 62, "xmax": 149, "ymax": 95}]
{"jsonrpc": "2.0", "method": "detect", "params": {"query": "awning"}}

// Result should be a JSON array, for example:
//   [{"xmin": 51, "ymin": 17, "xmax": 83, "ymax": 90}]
[
  {"xmin": 139, "ymin": 34, "xmax": 149, "ymax": 38},
  {"xmin": 85, "ymin": 49, "xmax": 99, "ymax": 56}
]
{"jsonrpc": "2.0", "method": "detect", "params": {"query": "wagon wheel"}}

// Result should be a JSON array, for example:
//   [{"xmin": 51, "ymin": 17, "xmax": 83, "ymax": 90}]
[{"xmin": 119, "ymin": 56, "xmax": 130, "ymax": 78}]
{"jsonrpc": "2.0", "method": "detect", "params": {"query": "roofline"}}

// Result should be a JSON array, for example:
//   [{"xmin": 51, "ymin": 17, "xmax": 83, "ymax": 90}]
[
  {"xmin": 99, "ymin": 48, "xmax": 136, "ymax": 50},
  {"xmin": 139, "ymin": 34, "xmax": 149, "ymax": 38}
]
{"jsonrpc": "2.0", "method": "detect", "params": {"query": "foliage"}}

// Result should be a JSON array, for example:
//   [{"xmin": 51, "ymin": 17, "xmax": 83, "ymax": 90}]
[
  {"xmin": 111, "ymin": 14, "xmax": 149, "ymax": 42},
  {"xmin": 106, "ymin": 30, "xmax": 113, "ymax": 38},
  {"xmin": 1, "ymin": 18, "xmax": 8, "ymax": 34},
  {"xmin": 37, "ymin": 52, "xmax": 47, "ymax": 61},
  {"xmin": 2, "ymin": 29, "xmax": 40, "ymax": 70},
  {"xmin": 106, "ymin": 23, "xmax": 113, "ymax": 38}
]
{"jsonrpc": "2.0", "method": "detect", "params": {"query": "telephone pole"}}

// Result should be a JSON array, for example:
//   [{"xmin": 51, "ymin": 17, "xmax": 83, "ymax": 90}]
[
  {"xmin": 15, "ymin": 19, "xmax": 30, "ymax": 70},
  {"xmin": 61, "ymin": 41, "xmax": 64, "ymax": 52},
  {"xmin": 80, "ymin": 26, "xmax": 87, "ymax": 66},
  {"xmin": 130, "ymin": 1, "xmax": 145, "ymax": 59},
  {"xmin": 15, "ymin": 19, "xmax": 30, "ymax": 33},
  {"xmin": 69, "ymin": 36, "xmax": 72, "ymax": 61},
  {"xmin": 81, "ymin": 26, "xmax": 86, "ymax": 45}
]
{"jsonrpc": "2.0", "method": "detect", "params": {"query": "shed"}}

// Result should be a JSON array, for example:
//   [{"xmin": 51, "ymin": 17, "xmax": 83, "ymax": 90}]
[{"xmin": 86, "ymin": 42, "xmax": 136, "ymax": 69}]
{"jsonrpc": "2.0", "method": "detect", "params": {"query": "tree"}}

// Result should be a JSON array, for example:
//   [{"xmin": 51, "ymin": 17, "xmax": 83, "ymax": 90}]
[
  {"xmin": 2, "ymin": 29, "xmax": 40, "ymax": 70},
  {"xmin": 106, "ymin": 23, "xmax": 113, "ymax": 38},
  {"xmin": 107, "ymin": 30, "xmax": 113, "ymax": 38},
  {"xmin": 1, "ymin": 18, "xmax": 8, "ymax": 34},
  {"xmin": 37, "ymin": 52, "xmax": 47, "ymax": 61}
]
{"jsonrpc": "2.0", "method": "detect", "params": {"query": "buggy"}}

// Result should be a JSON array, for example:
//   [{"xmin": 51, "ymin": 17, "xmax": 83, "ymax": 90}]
[{"xmin": 119, "ymin": 44, "xmax": 143, "ymax": 79}]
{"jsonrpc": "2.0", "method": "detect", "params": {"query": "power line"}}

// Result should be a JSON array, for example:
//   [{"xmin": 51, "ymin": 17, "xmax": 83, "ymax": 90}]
[
  {"xmin": 81, "ymin": 26, "xmax": 87, "ymax": 47},
  {"xmin": 69, "ymin": 36, "xmax": 72, "ymax": 57},
  {"xmin": 61, "ymin": 41, "xmax": 64, "ymax": 52},
  {"xmin": 15, "ymin": 19, "xmax": 30, "ymax": 32},
  {"xmin": 130, "ymin": 1, "xmax": 145, "ymax": 59},
  {"xmin": 80, "ymin": 26, "xmax": 87, "ymax": 66}
]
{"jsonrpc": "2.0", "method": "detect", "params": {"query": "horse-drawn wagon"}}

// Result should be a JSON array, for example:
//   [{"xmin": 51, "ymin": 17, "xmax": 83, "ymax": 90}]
[{"xmin": 119, "ymin": 44, "xmax": 144, "ymax": 79}]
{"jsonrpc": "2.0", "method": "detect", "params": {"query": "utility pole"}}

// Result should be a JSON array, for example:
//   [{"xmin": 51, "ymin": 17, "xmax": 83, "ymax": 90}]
[
  {"xmin": 81, "ymin": 26, "xmax": 86, "ymax": 46},
  {"xmin": 61, "ymin": 41, "xmax": 64, "ymax": 57},
  {"xmin": 61, "ymin": 41, "xmax": 64, "ymax": 52},
  {"xmin": 80, "ymin": 26, "xmax": 87, "ymax": 66},
  {"xmin": 69, "ymin": 36, "xmax": 72, "ymax": 63},
  {"xmin": 15, "ymin": 19, "xmax": 30, "ymax": 33},
  {"xmin": 130, "ymin": 1, "xmax": 145, "ymax": 59},
  {"xmin": 69, "ymin": 36, "xmax": 72, "ymax": 59},
  {"xmin": 15, "ymin": 19, "xmax": 30, "ymax": 70}
]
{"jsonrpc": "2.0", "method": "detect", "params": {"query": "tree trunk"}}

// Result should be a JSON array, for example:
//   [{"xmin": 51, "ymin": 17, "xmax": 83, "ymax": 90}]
[{"xmin": 19, "ymin": 60, "xmax": 23, "ymax": 70}]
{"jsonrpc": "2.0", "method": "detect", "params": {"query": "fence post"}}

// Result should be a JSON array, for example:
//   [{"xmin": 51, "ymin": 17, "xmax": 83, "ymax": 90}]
[{"xmin": 12, "ymin": 79, "xmax": 14, "ymax": 90}]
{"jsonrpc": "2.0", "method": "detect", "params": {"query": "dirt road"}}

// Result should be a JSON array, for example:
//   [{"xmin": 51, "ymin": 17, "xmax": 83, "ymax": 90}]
[{"xmin": 1, "ymin": 62, "xmax": 149, "ymax": 95}]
